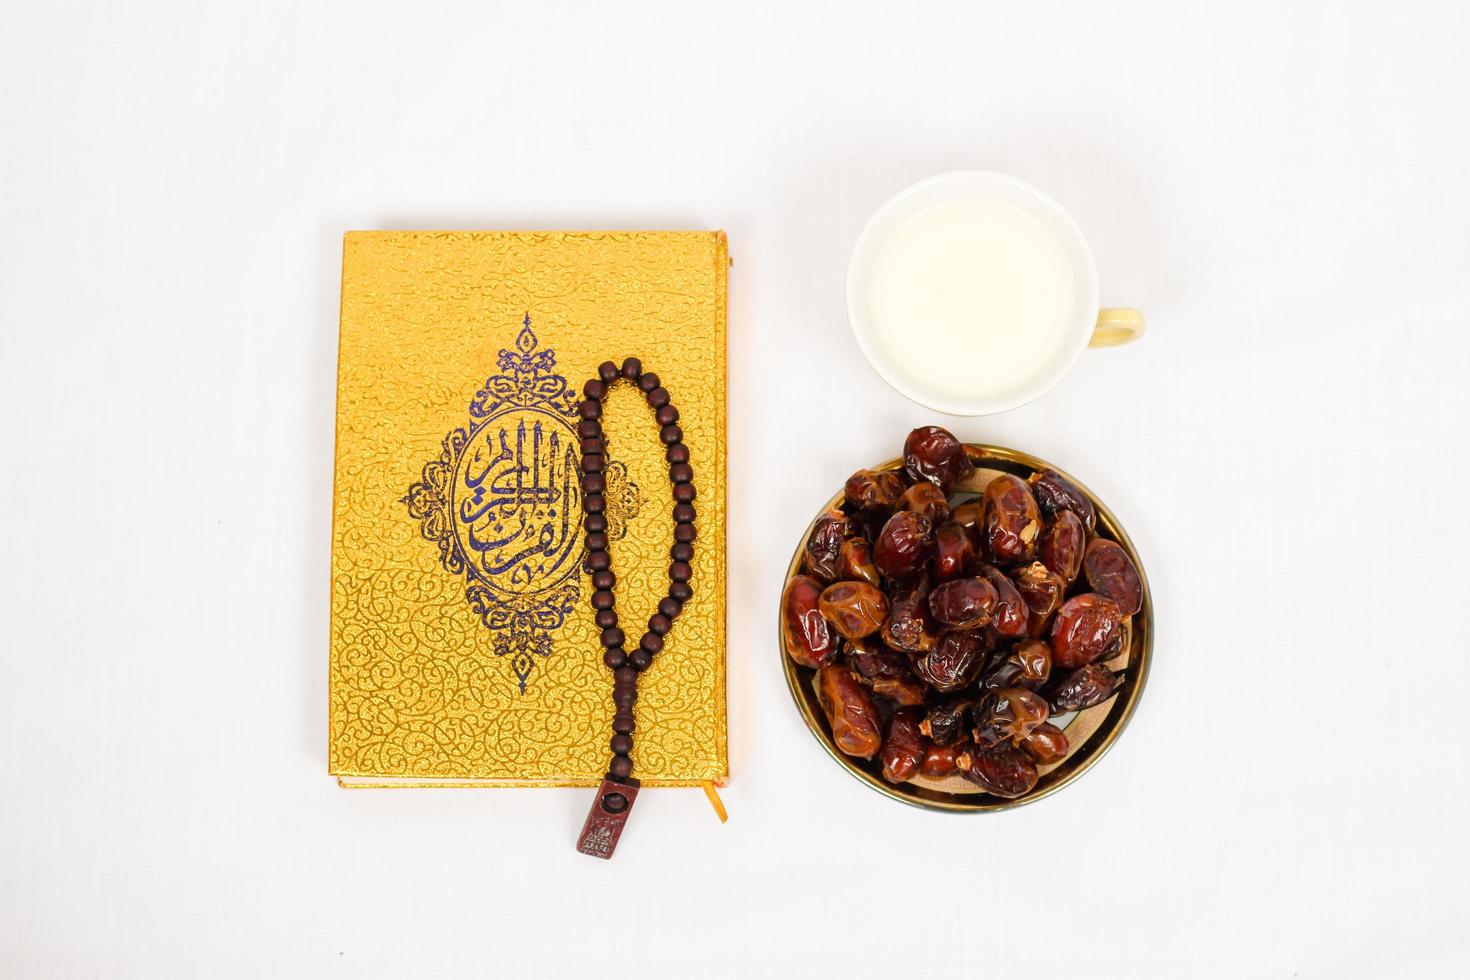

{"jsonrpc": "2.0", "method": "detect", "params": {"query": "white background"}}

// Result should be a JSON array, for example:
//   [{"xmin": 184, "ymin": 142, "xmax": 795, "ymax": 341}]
[{"xmin": 3, "ymin": 2, "xmax": 1468, "ymax": 977}]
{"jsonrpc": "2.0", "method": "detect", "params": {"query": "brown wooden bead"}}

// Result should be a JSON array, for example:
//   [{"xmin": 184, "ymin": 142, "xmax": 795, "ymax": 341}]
[
  {"xmin": 612, "ymin": 712, "xmax": 636, "ymax": 734},
  {"xmin": 660, "ymin": 424, "xmax": 683, "ymax": 445},
  {"xmin": 658, "ymin": 596, "xmax": 682, "ymax": 619},
  {"xmin": 670, "ymin": 581, "xmax": 693, "ymax": 602},
  {"xmin": 647, "ymin": 387, "xmax": 670, "ymax": 408},
  {"xmin": 598, "ymin": 361, "xmax": 620, "ymax": 382},
  {"xmin": 613, "ymin": 689, "xmax": 637, "ymax": 711},
  {"xmin": 640, "ymin": 632, "xmax": 664, "ymax": 654},
  {"xmin": 582, "ymin": 473, "xmax": 605, "ymax": 494},
  {"xmin": 673, "ymin": 483, "xmax": 696, "ymax": 504},
  {"xmin": 614, "ymin": 667, "xmax": 637, "ymax": 686},
  {"xmin": 629, "ymin": 649, "xmax": 652, "ymax": 671},
  {"xmin": 592, "ymin": 570, "xmax": 615, "ymax": 590},
  {"xmin": 585, "ymin": 513, "xmax": 607, "ymax": 534},
  {"xmin": 603, "ymin": 648, "xmax": 626, "ymax": 669},
  {"xmin": 674, "ymin": 523, "xmax": 696, "ymax": 544},
  {"xmin": 600, "ymin": 627, "xmax": 625, "ymax": 648},
  {"xmin": 610, "ymin": 733, "xmax": 633, "ymax": 755},
  {"xmin": 592, "ymin": 589, "xmax": 615, "ymax": 610},
  {"xmin": 585, "ymin": 495, "xmax": 605, "ymax": 513},
  {"xmin": 595, "ymin": 609, "xmax": 618, "ymax": 629},
  {"xmin": 666, "ymin": 443, "xmax": 689, "ymax": 464},
  {"xmin": 655, "ymin": 404, "xmax": 679, "ymax": 426},
  {"xmin": 582, "ymin": 453, "xmax": 604, "ymax": 473},
  {"xmin": 577, "ymin": 419, "xmax": 602, "ymax": 439},
  {"xmin": 609, "ymin": 754, "xmax": 634, "ymax": 779},
  {"xmin": 669, "ymin": 462, "xmax": 693, "ymax": 484},
  {"xmin": 638, "ymin": 372, "xmax": 659, "ymax": 392},
  {"xmin": 578, "ymin": 400, "xmax": 601, "ymax": 420},
  {"xmin": 673, "ymin": 503, "xmax": 696, "ymax": 524},
  {"xmin": 583, "ymin": 379, "xmax": 606, "ymax": 401},
  {"xmin": 580, "ymin": 436, "xmax": 603, "ymax": 455},
  {"xmin": 670, "ymin": 562, "xmax": 692, "ymax": 582},
  {"xmin": 586, "ymin": 532, "xmax": 608, "ymax": 552},
  {"xmin": 670, "ymin": 542, "xmax": 693, "ymax": 563},
  {"xmin": 587, "ymin": 551, "xmax": 610, "ymax": 571},
  {"xmin": 648, "ymin": 613, "xmax": 671, "ymax": 635},
  {"xmin": 621, "ymin": 357, "xmax": 642, "ymax": 379}
]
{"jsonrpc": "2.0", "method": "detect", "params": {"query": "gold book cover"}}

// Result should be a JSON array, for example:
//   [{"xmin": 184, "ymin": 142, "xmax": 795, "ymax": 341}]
[{"xmin": 329, "ymin": 231, "xmax": 728, "ymax": 788}]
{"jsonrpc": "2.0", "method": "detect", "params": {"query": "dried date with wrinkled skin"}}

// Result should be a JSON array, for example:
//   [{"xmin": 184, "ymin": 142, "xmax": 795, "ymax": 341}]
[
  {"xmin": 874, "ymin": 511, "xmax": 934, "ymax": 580},
  {"xmin": 1020, "ymin": 722, "xmax": 1069, "ymax": 765},
  {"xmin": 814, "ymin": 664, "xmax": 883, "ymax": 759},
  {"xmin": 1039, "ymin": 508, "xmax": 1085, "ymax": 585},
  {"xmin": 920, "ymin": 698, "xmax": 974, "ymax": 746},
  {"xmin": 1047, "ymin": 664, "xmax": 1123, "ymax": 713},
  {"xmin": 1049, "ymin": 593, "xmax": 1125, "ymax": 669},
  {"xmin": 915, "ymin": 630, "xmax": 986, "ymax": 692},
  {"xmin": 837, "ymin": 538, "xmax": 881, "ymax": 587},
  {"xmin": 1084, "ymin": 538, "xmax": 1143, "ymax": 616},
  {"xmin": 973, "ymin": 686, "xmax": 1050, "ymax": 746},
  {"xmin": 903, "ymin": 425, "xmax": 975, "ymax": 494},
  {"xmin": 931, "ymin": 521, "xmax": 975, "ymax": 582},
  {"xmin": 897, "ymin": 481, "xmax": 951, "ymax": 524},
  {"xmin": 927, "ymin": 577, "xmax": 998, "ymax": 629},
  {"xmin": 818, "ymin": 581, "xmax": 890, "ymax": 640},
  {"xmin": 782, "ymin": 575, "xmax": 838, "ymax": 668},
  {"xmin": 846, "ymin": 635, "xmax": 906, "ymax": 678},
  {"xmin": 983, "ymin": 474, "xmax": 1042, "ymax": 565},
  {"xmin": 880, "ymin": 709, "xmax": 925, "ymax": 783},
  {"xmin": 920, "ymin": 742, "xmax": 962, "ymax": 777},
  {"xmin": 881, "ymin": 585, "xmax": 938, "ymax": 653},
  {"xmin": 950, "ymin": 499, "xmax": 984, "ymax": 550},
  {"xmin": 1027, "ymin": 468, "xmax": 1097, "ymax": 533},
  {"xmin": 845, "ymin": 467, "xmax": 906, "ymax": 512},
  {"xmin": 959, "ymin": 741, "xmax": 1038, "ymax": 798},
  {"xmin": 981, "ymin": 638, "xmax": 1052, "ymax": 691},
  {"xmin": 974, "ymin": 563, "xmax": 1028, "ymax": 638},
  {"xmin": 871, "ymin": 673, "xmax": 928, "ymax": 706},
  {"xmin": 1012, "ymin": 561, "xmax": 1067, "ymax": 638},
  {"xmin": 803, "ymin": 513, "xmax": 849, "ymax": 583}
]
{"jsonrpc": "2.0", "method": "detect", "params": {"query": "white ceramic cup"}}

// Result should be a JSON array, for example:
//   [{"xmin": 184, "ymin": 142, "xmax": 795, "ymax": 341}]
[{"xmin": 846, "ymin": 170, "xmax": 1143, "ymax": 416}]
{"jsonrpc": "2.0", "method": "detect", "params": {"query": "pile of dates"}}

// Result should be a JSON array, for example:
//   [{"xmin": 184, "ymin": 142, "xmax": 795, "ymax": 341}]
[{"xmin": 783, "ymin": 426, "xmax": 1141, "ymax": 798}]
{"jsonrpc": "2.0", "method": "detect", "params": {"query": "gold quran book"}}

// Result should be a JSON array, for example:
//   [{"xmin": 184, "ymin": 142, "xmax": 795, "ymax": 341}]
[{"xmin": 330, "ymin": 231, "xmax": 728, "ymax": 788}]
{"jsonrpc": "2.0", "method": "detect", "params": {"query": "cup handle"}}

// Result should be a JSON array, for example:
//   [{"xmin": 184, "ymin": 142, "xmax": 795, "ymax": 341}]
[{"xmin": 1090, "ymin": 308, "xmax": 1145, "ymax": 347}]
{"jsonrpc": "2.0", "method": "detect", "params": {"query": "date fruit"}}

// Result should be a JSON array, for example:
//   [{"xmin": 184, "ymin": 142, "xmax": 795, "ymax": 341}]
[
  {"xmin": 981, "ymin": 638, "xmax": 1052, "ymax": 691},
  {"xmin": 874, "ymin": 511, "xmax": 934, "ymax": 580},
  {"xmin": 973, "ymin": 686, "xmax": 1050, "ymax": 746},
  {"xmin": 880, "ymin": 709, "xmax": 925, "ymax": 783},
  {"xmin": 1027, "ymin": 468, "xmax": 1097, "ymax": 533},
  {"xmin": 920, "ymin": 742, "xmax": 962, "ymax": 777},
  {"xmin": 882, "ymin": 585, "xmax": 938, "ymax": 653},
  {"xmin": 920, "ymin": 698, "xmax": 974, "ymax": 746},
  {"xmin": 904, "ymin": 425, "xmax": 975, "ymax": 494},
  {"xmin": 927, "ymin": 576, "xmax": 998, "ymax": 629},
  {"xmin": 983, "ymin": 474, "xmax": 1042, "ymax": 565},
  {"xmin": 897, "ymin": 481, "xmax": 951, "ymax": 524},
  {"xmin": 915, "ymin": 630, "xmax": 986, "ymax": 692},
  {"xmin": 1020, "ymin": 722, "xmax": 1069, "ymax": 765},
  {"xmin": 931, "ymin": 521, "xmax": 975, "ymax": 582},
  {"xmin": 1049, "ymin": 593, "xmax": 1125, "ymax": 669},
  {"xmin": 1013, "ymin": 561, "xmax": 1067, "ymax": 638},
  {"xmin": 960, "ymin": 741, "xmax": 1039, "ymax": 798},
  {"xmin": 975, "ymin": 563, "xmax": 1029, "ymax": 638},
  {"xmin": 819, "ymin": 581, "xmax": 890, "ymax": 639},
  {"xmin": 782, "ymin": 575, "xmax": 838, "ymax": 668},
  {"xmin": 1039, "ymin": 508, "xmax": 1085, "ymax": 585},
  {"xmin": 837, "ymin": 537, "xmax": 881, "ymax": 587},
  {"xmin": 815, "ymin": 664, "xmax": 883, "ymax": 759},
  {"xmin": 1083, "ymin": 538, "xmax": 1143, "ymax": 616},
  {"xmin": 1047, "ymin": 664, "xmax": 1123, "ymax": 713},
  {"xmin": 803, "ymin": 514, "xmax": 848, "ymax": 583},
  {"xmin": 845, "ymin": 467, "xmax": 905, "ymax": 512}
]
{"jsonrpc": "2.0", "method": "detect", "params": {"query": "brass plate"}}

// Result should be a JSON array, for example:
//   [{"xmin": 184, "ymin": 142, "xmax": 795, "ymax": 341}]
[{"xmin": 778, "ymin": 444, "xmax": 1153, "ymax": 812}]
